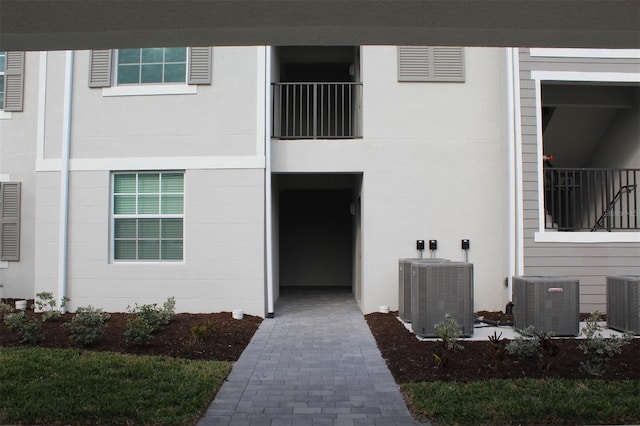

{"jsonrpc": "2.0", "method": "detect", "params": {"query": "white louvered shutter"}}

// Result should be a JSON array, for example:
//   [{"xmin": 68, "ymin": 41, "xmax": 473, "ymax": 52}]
[
  {"xmin": 89, "ymin": 49, "xmax": 113, "ymax": 87},
  {"xmin": 398, "ymin": 47, "xmax": 464, "ymax": 82},
  {"xmin": 0, "ymin": 182, "xmax": 21, "ymax": 261},
  {"xmin": 188, "ymin": 47, "xmax": 212, "ymax": 85},
  {"xmin": 4, "ymin": 52, "xmax": 25, "ymax": 111}
]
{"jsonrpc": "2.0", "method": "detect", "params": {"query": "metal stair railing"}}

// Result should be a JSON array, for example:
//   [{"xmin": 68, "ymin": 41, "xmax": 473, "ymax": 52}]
[{"xmin": 591, "ymin": 184, "xmax": 637, "ymax": 232}]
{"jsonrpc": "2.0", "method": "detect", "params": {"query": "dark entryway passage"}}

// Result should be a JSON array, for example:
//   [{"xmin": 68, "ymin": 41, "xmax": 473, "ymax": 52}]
[{"xmin": 279, "ymin": 189, "xmax": 353, "ymax": 287}]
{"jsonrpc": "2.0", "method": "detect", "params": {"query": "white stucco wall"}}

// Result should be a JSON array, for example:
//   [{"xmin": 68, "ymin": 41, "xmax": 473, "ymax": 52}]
[
  {"xmin": 34, "ymin": 169, "xmax": 265, "ymax": 315},
  {"xmin": 30, "ymin": 47, "xmax": 268, "ymax": 315},
  {"xmin": 272, "ymin": 46, "xmax": 510, "ymax": 313},
  {"xmin": 0, "ymin": 52, "xmax": 40, "ymax": 300}
]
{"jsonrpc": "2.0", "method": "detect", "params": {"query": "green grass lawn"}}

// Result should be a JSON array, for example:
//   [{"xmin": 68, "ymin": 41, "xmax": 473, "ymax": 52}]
[
  {"xmin": 403, "ymin": 379, "xmax": 640, "ymax": 425},
  {"xmin": 0, "ymin": 347, "xmax": 231, "ymax": 426}
]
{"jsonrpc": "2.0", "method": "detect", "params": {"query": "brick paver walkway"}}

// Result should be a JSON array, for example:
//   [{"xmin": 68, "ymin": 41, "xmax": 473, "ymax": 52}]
[{"xmin": 198, "ymin": 287, "xmax": 423, "ymax": 426}]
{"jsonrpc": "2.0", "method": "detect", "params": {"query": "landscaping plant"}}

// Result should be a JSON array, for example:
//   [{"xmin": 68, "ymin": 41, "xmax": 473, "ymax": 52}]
[
  {"xmin": 190, "ymin": 320, "xmax": 215, "ymax": 345},
  {"xmin": 486, "ymin": 330, "xmax": 508, "ymax": 370},
  {"xmin": 506, "ymin": 325, "xmax": 560, "ymax": 371},
  {"xmin": 3, "ymin": 311, "xmax": 43, "ymax": 345},
  {"xmin": 65, "ymin": 306, "xmax": 111, "ymax": 347},
  {"xmin": 432, "ymin": 313, "xmax": 464, "ymax": 368},
  {"xmin": 34, "ymin": 291, "xmax": 69, "ymax": 322},
  {"xmin": 579, "ymin": 311, "xmax": 633, "ymax": 376},
  {"xmin": 124, "ymin": 297, "xmax": 176, "ymax": 346},
  {"xmin": 0, "ymin": 300, "xmax": 13, "ymax": 318}
]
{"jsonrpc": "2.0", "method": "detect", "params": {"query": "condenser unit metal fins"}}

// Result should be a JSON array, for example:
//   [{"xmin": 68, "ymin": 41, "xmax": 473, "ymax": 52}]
[
  {"xmin": 606, "ymin": 275, "xmax": 640, "ymax": 335},
  {"xmin": 410, "ymin": 262, "xmax": 474, "ymax": 337},
  {"xmin": 512, "ymin": 276, "xmax": 580, "ymax": 336},
  {"xmin": 398, "ymin": 258, "xmax": 449, "ymax": 322}
]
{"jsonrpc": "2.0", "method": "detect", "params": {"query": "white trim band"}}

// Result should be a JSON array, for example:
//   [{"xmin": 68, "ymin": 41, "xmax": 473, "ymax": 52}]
[
  {"xmin": 36, "ymin": 155, "xmax": 266, "ymax": 172},
  {"xmin": 535, "ymin": 232, "xmax": 640, "ymax": 243},
  {"xmin": 102, "ymin": 84, "xmax": 197, "ymax": 97},
  {"xmin": 530, "ymin": 71, "xmax": 640, "ymax": 83},
  {"xmin": 529, "ymin": 48, "xmax": 640, "ymax": 59}
]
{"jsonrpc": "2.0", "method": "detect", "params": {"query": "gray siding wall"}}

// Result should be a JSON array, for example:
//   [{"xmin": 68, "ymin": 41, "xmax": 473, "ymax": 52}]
[{"xmin": 518, "ymin": 48, "xmax": 640, "ymax": 313}]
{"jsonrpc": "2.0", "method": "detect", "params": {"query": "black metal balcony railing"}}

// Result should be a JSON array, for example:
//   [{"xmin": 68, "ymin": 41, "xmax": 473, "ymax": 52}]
[
  {"xmin": 272, "ymin": 82, "xmax": 362, "ymax": 139},
  {"xmin": 544, "ymin": 168, "xmax": 639, "ymax": 231}
]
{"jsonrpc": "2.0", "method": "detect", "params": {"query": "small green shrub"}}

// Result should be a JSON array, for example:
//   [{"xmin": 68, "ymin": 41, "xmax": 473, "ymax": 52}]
[
  {"xmin": 190, "ymin": 320, "xmax": 215, "ymax": 344},
  {"xmin": 135, "ymin": 297, "xmax": 176, "ymax": 330},
  {"xmin": 506, "ymin": 325, "xmax": 560, "ymax": 371},
  {"xmin": 486, "ymin": 331, "xmax": 508, "ymax": 369},
  {"xmin": 506, "ymin": 325, "xmax": 539, "ymax": 358},
  {"xmin": 3, "ymin": 311, "xmax": 43, "ymax": 344},
  {"xmin": 124, "ymin": 297, "xmax": 176, "ymax": 346},
  {"xmin": 579, "ymin": 311, "xmax": 633, "ymax": 376},
  {"xmin": 0, "ymin": 300, "xmax": 14, "ymax": 318},
  {"xmin": 65, "ymin": 306, "xmax": 111, "ymax": 347},
  {"xmin": 432, "ymin": 314, "xmax": 464, "ymax": 368},
  {"xmin": 35, "ymin": 292, "xmax": 69, "ymax": 322},
  {"xmin": 124, "ymin": 317, "xmax": 155, "ymax": 346}
]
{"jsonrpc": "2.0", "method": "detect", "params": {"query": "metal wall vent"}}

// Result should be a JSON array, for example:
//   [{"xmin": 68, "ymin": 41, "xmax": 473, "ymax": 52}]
[
  {"xmin": 606, "ymin": 275, "xmax": 640, "ymax": 335},
  {"xmin": 512, "ymin": 276, "xmax": 580, "ymax": 336},
  {"xmin": 410, "ymin": 262, "xmax": 474, "ymax": 337},
  {"xmin": 398, "ymin": 258, "xmax": 449, "ymax": 322}
]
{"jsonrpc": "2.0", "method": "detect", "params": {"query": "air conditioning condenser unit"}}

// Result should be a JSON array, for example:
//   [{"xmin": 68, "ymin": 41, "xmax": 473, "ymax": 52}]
[
  {"xmin": 410, "ymin": 262, "xmax": 474, "ymax": 337},
  {"xmin": 606, "ymin": 275, "xmax": 640, "ymax": 335},
  {"xmin": 512, "ymin": 276, "xmax": 580, "ymax": 336},
  {"xmin": 398, "ymin": 258, "xmax": 449, "ymax": 322}
]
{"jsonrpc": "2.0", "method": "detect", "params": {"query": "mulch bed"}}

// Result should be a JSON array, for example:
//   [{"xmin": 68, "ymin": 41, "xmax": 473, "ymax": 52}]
[
  {"xmin": 0, "ymin": 300, "xmax": 262, "ymax": 361},
  {"xmin": 2, "ymin": 299, "xmax": 638, "ymax": 383},
  {"xmin": 365, "ymin": 311, "xmax": 639, "ymax": 383}
]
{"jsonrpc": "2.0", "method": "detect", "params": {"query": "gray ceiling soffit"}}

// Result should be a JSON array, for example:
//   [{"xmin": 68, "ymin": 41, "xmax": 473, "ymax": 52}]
[{"xmin": 1, "ymin": 0, "xmax": 639, "ymax": 51}]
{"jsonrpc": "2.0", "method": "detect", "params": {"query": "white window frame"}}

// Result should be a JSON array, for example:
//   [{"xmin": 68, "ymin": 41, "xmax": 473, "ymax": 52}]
[
  {"xmin": 0, "ymin": 51, "xmax": 5, "ymax": 108},
  {"xmin": 530, "ymin": 70, "xmax": 640, "ymax": 243},
  {"xmin": 530, "ymin": 48, "xmax": 640, "ymax": 59},
  {"xmin": 111, "ymin": 171, "xmax": 186, "ymax": 263}
]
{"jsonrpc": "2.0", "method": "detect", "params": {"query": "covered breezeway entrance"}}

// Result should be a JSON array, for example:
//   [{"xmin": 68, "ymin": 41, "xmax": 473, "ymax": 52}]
[{"xmin": 271, "ymin": 173, "xmax": 363, "ymax": 310}]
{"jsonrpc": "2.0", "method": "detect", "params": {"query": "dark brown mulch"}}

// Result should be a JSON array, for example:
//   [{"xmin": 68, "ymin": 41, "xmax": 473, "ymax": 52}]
[
  {"xmin": 0, "ymin": 300, "xmax": 262, "ymax": 361},
  {"xmin": 2, "ymin": 299, "xmax": 637, "ymax": 383},
  {"xmin": 365, "ymin": 311, "xmax": 639, "ymax": 383}
]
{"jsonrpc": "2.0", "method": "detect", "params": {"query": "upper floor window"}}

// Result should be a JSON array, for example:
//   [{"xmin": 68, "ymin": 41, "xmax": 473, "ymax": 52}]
[
  {"xmin": 0, "ymin": 51, "xmax": 24, "ymax": 113},
  {"xmin": 117, "ymin": 48, "xmax": 187, "ymax": 85},
  {"xmin": 0, "ymin": 52, "xmax": 6, "ymax": 109},
  {"xmin": 89, "ymin": 47, "xmax": 212, "ymax": 92}
]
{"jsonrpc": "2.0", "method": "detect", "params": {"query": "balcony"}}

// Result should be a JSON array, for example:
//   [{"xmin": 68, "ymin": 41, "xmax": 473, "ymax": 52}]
[
  {"xmin": 544, "ymin": 168, "xmax": 639, "ymax": 232},
  {"xmin": 272, "ymin": 82, "xmax": 362, "ymax": 139}
]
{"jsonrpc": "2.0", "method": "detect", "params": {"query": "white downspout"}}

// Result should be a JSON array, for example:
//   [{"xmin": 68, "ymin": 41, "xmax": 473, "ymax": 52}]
[
  {"xmin": 58, "ymin": 50, "xmax": 73, "ymax": 312},
  {"xmin": 513, "ymin": 48, "xmax": 524, "ymax": 278},
  {"xmin": 506, "ymin": 47, "xmax": 524, "ymax": 302},
  {"xmin": 506, "ymin": 48, "xmax": 516, "ymax": 301},
  {"xmin": 264, "ymin": 46, "xmax": 274, "ymax": 317}
]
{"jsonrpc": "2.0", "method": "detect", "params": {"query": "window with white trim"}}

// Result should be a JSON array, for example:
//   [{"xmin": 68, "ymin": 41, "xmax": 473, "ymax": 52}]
[
  {"xmin": 117, "ymin": 48, "xmax": 187, "ymax": 85},
  {"xmin": 0, "ymin": 52, "xmax": 6, "ymax": 109},
  {"xmin": 112, "ymin": 172, "xmax": 184, "ymax": 261}
]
